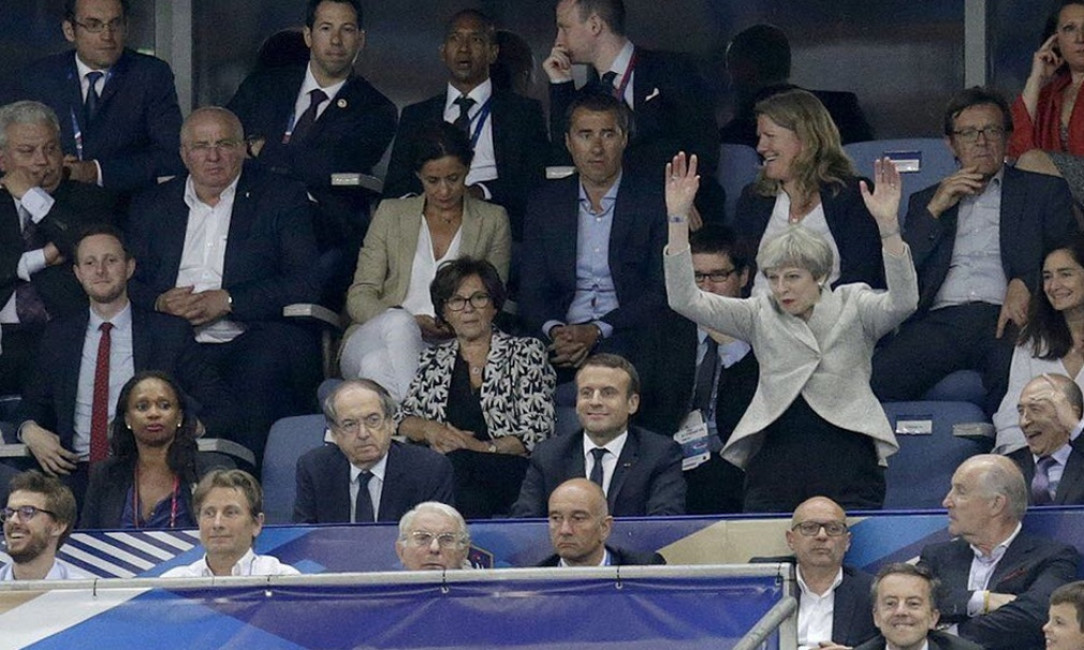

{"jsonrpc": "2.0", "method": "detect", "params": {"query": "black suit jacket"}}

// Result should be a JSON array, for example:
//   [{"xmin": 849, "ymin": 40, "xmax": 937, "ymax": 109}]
[
  {"xmin": 537, "ymin": 545, "xmax": 666, "ymax": 567},
  {"xmin": 509, "ymin": 426, "xmax": 686, "ymax": 518},
  {"xmin": 18, "ymin": 49, "xmax": 184, "ymax": 191},
  {"xmin": 226, "ymin": 65, "xmax": 397, "ymax": 250},
  {"xmin": 0, "ymin": 181, "xmax": 117, "ymax": 320},
  {"xmin": 383, "ymin": 88, "xmax": 548, "ymax": 242},
  {"xmin": 292, "ymin": 441, "xmax": 456, "ymax": 524},
  {"xmin": 519, "ymin": 172, "xmax": 667, "ymax": 341},
  {"xmin": 720, "ymin": 84, "xmax": 874, "ymax": 147},
  {"xmin": 904, "ymin": 166, "xmax": 1075, "ymax": 316},
  {"xmin": 126, "ymin": 163, "xmax": 320, "ymax": 320},
  {"xmin": 854, "ymin": 630, "xmax": 984, "ymax": 650},
  {"xmin": 13, "ymin": 306, "xmax": 239, "ymax": 449},
  {"xmin": 1009, "ymin": 438, "xmax": 1084, "ymax": 505},
  {"xmin": 732, "ymin": 177, "xmax": 886, "ymax": 290},
  {"xmin": 918, "ymin": 531, "xmax": 1080, "ymax": 650}
]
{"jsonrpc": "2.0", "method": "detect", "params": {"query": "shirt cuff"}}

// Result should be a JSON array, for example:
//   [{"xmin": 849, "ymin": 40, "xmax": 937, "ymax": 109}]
[
  {"xmin": 20, "ymin": 187, "xmax": 54, "ymax": 221},
  {"xmin": 94, "ymin": 159, "xmax": 103, "ymax": 187},
  {"xmin": 543, "ymin": 320, "xmax": 565, "ymax": 340},
  {"xmin": 966, "ymin": 590, "xmax": 985, "ymax": 617},
  {"xmin": 594, "ymin": 320, "xmax": 613, "ymax": 339},
  {"xmin": 17, "ymin": 249, "xmax": 47, "ymax": 281}
]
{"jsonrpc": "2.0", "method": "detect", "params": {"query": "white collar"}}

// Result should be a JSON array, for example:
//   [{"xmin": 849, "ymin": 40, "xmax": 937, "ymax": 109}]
[
  {"xmin": 299, "ymin": 61, "xmax": 349, "ymax": 102},
  {"xmin": 444, "ymin": 78, "xmax": 493, "ymax": 112},
  {"xmin": 350, "ymin": 449, "xmax": 389, "ymax": 484},
  {"xmin": 184, "ymin": 173, "xmax": 240, "ymax": 210}
]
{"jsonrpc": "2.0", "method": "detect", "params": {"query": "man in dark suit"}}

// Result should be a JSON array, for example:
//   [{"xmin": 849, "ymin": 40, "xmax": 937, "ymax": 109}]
[
  {"xmin": 872, "ymin": 87, "xmax": 1076, "ymax": 415},
  {"xmin": 13, "ymin": 226, "xmax": 236, "ymax": 508},
  {"xmin": 719, "ymin": 24, "xmax": 874, "ymax": 147},
  {"xmin": 538, "ymin": 478, "xmax": 665, "ymax": 567},
  {"xmin": 0, "ymin": 100, "xmax": 116, "ymax": 395},
  {"xmin": 1010, "ymin": 374, "xmax": 1084, "ymax": 506},
  {"xmin": 293, "ymin": 379, "xmax": 454, "ymax": 524},
  {"xmin": 918, "ymin": 455, "xmax": 1080, "ymax": 650},
  {"xmin": 510, "ymin": 354, "xmax": 685, "ymax": 518},
  {"xmin": 519, "ymin": 92, "xmax": 665, "ymax": 377},
  {"xmin": 17, "ymin": 0, "xmax": 184, "ymax": 192},
  {"xmin": 227, "ymin": 0, "xmax": 397, "ymax": 305},
  {"xmin": 125, "ymin": 107, "xmax": 321, "ymax": 461},
  {"xmin": 382, "ymin": 9, "xmax": 547, "ymax": 243}
]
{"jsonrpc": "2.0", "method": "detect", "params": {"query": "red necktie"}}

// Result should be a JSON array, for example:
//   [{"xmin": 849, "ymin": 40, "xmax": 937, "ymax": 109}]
[{"xmin": 90, "ymin": 322, "xmax": 113, "ymax": 463}]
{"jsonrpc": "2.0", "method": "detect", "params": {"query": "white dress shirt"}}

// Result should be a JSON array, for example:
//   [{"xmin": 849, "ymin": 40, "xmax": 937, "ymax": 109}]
[
  {"xmin": 583, "ymin": 431, "xmax": 628, "ymax": 495},
  {"xmin": 72, "ymin": 304, "xmax": 135, "ymax": 459},
  {"xmin": 349, "ymin": 452, "xmax": 388, "ymax": 523},
  {"xmin": 0, "ymin": 559, "xmax": 89, "ymax": 581},
  {"xmin": 443, "ymin": 79, "xmax": 497, "ymax": 188},
  {"xmin": 966, "ymin": 522, "xmax": 1023, "ymax": 616},
  {"xmin": 292, "ymin": 63, "xmax": 348, "ymax": 127},
  {"xmin": 932, "ymin": 170, "xmax": 1007, "ymax": 309},
  {"xmin": 796, "ymin": 566, "xmax": 843, "ymax": 649},
  {"xmin": 0, "ymin": 188, "xmax": 55, "ymax": 323},
  {"xmin": 160, "ymin": 548, "xmax": 300, "ymax": 577},
  {"xmin": 399, "ymin": 218, "xmax": 463, "ymax": 317}
]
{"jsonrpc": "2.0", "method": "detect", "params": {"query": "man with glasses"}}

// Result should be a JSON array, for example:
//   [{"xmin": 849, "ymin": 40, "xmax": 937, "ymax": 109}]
[
  {"xmin": 1, "ymin": 470, "xmax": 86, "ymax": 581},
  {"xmin": 17, "ymin": 0, "xmax": 184, "ymax": 192},
  {"xmin": 872, "ymin": 86, "xmax": 1076, "ymax": 416},
  {"xmin": 125, "ymin": 107, "xmax": 321, "ymax": 462},
  {"xmin": 293, "ymin": 379, "xmax": 454, "ymax": 524},
  {"xmin": 395, "ymin": 502, "xmax": 470, "ymax": 571}
]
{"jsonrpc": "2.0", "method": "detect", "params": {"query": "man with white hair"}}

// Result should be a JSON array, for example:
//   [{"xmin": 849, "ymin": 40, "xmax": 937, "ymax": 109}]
[{"xmin": 395, "ymin": 501, "xmax": 470, "ymax": 571}]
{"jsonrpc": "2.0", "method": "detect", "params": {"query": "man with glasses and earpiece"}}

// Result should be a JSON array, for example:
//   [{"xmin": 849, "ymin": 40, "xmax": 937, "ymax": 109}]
[
  {"xmin": 1, "ymin": 470, "xmax": 87, "ymax": 581},
  {"xmin": 395, "ymin": 502, "xmax": 471, "ymax": 571},
  {"xmin": 293, "ymin": 379, "xmax": 455, "ymax": 524}
]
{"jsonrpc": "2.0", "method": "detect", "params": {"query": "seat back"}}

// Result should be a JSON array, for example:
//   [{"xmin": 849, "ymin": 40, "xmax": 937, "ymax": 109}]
[
  {"xmin": 262, "ymin": 414, "xmax": 329, "ymax": 524},
  {"xmin": 716, "ymin": 144, "xmax": 761, "ymax": 220},
  {"xmin": 843, "ymin": 138, "xmax": 957, "ymax": 225},
  {"xmin": 881, "ymin": 401, "xmax": 994, "ymax": 509}
]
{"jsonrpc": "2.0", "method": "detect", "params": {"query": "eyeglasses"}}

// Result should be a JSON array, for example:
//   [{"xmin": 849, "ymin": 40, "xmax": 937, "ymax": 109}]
[
  {"xmin": 694, "ymin": 268, "xmax": 738, "ymax": 284},
  {"xmin": 185, "ymin": 139, "xmax": 243, "ymax": 155},
  {"xmin": 951, "ymin": 126, "xmax": 1006, "ymax": 143},
  {"xmin": 405, "ymin": 531, "xmax": 464, "ymax": 548},
  {"xmin": 72, "ymin": 18, "xmax": 127, "ymax": 34},
  {"xmin": 334, "ymin": 413, "xmax": 387, "ymax": 433},
  {"xmin": 1, "ymin": 505, "xmax": 58, "ymax": 523},
  {"xmin": 446, "ymin": 292, "xmax": 491, "ymax": 311},
  {"xmin": 792, "ymin": 521, "xmax": 848, "ymax": 537}
]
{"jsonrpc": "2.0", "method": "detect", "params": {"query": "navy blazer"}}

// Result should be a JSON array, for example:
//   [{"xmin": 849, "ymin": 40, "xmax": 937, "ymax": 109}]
[
  {"xmin": 537, "ymin": 545, "xmax": 666, "ymax": 567},
  {"xmin": 828, "ymin": 566, "xmax": 878, "ymax": 647},
  {"xmin": 292, "ymin": 441, "xmax": 455, "ymax": 524},
  {"xmin": 732, "ymin": 177, "xmax": 886, "ymax": 290},
  {"xmin": 854, "ymin": 630, "xmax": 984, "ymax": 650},
  {"xmin": 919, "ymin": 531, "xmax": 1080, "ymax": 650},
  {"xmin": 13, "ymin": 306, "xmax": 239, "ymax": 449},
  {"xmin": 509, "ymin": 425, "xmax": 686, "ymax": 518},
  {"xmin": 904, "ymin": 166, "xmax": 1076, "ymax": 316},
  {"xmin": 382, "ymin": 88, "xmax": 548, "ymax": 241},
  {"xmin": 1009, "ymin": 438, "xmax": 1084, "ymax": 505},
  {"xmin": 519, "ymin": 172, "xmax": 667, "ymax": 339},
  {"xmin": 126, "ymin": 163, "xmax": 319, "ymax": 320},
  {"xmin": 226, "ymin": 65, "xmax": 397, "ymax": 249},
  {"xmin": 18, "ymin": 49, "xmax": 184, "ymax": 191}
]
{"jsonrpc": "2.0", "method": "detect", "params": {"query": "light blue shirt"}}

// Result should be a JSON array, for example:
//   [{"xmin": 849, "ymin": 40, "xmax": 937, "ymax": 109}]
[
  {"xmin": 73, "ymin": 304, "xmax": 136, "ymax": 459},
  {"xmin": 932, "ymin": 169, "xmax": 1008, "ymax": 309}
]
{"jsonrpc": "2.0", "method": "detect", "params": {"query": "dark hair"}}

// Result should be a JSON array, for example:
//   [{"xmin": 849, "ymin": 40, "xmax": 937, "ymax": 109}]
[
  {"xmin": 942, "ymin": 86, "xmax": 1013, "ymax": 137},
  {"xmin": 727, "ymin": 24, "xmax": 791, "ymax": 83},
  {"xmin": 7, "ymin": 470, "xmax": 77, "ymax": 548},
  {"xmin": 430, "ymin": 257, "xmax": 507, "ymax": 325},
  {"xmin": 65, "ymin": 0, "xmax": 130, "ymax": 21},
  {"xmin": 411, "ymin": 120, "xmax": 474, "ymax": 173},
  {"xmin": 491, "ymin": 30, "xmax": 534, "ymax": 94},
  {"xmin": 571, "ymin": 0, "xmax": 626, "ymax": 37},
  {"xmin": 256, "ymin": 29, "xmax": 310, "ymax": 70},
  {"xmin": 578, "ymin": 353, "xmax": 641, "ymax": 397},
  {"xmin": 305, "ymin": 0, "xmax": 361, "ymax": 29},
  {"xmin": 1051, "ymin": 580, "xmax": 1084, "ymax": 632},
  {"xmin": 192, "ymin": 469, "xmax": 263, "ymax": 519},
  {"xmin": 565, "ymin": 91, "xmax": 630, "ymax": 134},
  {"xmin": 871, "ymin": 562, "xmax": 941, "ymax": 611},
  {"xmin": 75, "ymin": 223, "xmax": 130, "ymax": 261},
  {"xmin": 109, "ymin": 371, "xmax": 201, "ymax": 487},
  {"xmin": 690, "ymin": 224, "xmax": 750, "ymax": 272},
  {"xmin": 1020, "ymin": 234, "xmax": 1084, "ymax": 359},
  {"xmin": 445, "ymin": 9, "xmax": 496, "ymax": 42}
]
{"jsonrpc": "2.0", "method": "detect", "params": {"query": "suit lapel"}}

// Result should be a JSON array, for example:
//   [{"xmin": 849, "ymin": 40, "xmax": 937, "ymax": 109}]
[
  {"xmin": 157, "ymin": 181, "xmax": 192, "ymax": 288},
  {"xmin": 331, "ymin": 448, "xmax": 353, "ymax": 521},
  {"xmin": 64, "ymin": 53, "xmax": 85, "ymax": 133},
  {"xmin": 554, "ymin": 177, "xmax": 581, "ymax": 291},
  {"xmin": 990, "ymin": 534, "xmax": 1034, "ymax": 587},
  {"xmin": 131, "ymin": 307, "xmax": 151, "ymax": 370},
  {"xmin": 0, "ymin": 189, "xmax": 21, "ymax": 255},
  {"xmin": 222, "ymin": 171, "xmax": 257, "ymax": 287},
  {"xmin": 490, "ymin": 92, "xmax": 510, "ymax": 175},
  {"xmin": 998, "ymin": 168, "xmax": 1024, "ymax": 261},
  {"xmin": 377, "ymin": 443, "xmax": 401, "ymax": 518},
  {"xmin": 306, "ymin": 71, "xmax": 353, "ymax": 142},
  {"xmin": 58, "ymin": 311, "xmax": 92, "ymax": 431},
  {"xmin": 460, "ymin": 196, "xmax": 485, "ymax": 256},
  {"xmin": 96, "ymin": 49, "xmax": 128, "ymax": 109},
  {"xmin": 1055, "ymin": 444, "xmax": 1084, "ymax": 505},
  {"xmin": 608, "ymin": 429, "xmax": 639, "ymax": 511},
  {"xmin": 566, "ymin": 432, "xmax": 587, "ymax": 483}
]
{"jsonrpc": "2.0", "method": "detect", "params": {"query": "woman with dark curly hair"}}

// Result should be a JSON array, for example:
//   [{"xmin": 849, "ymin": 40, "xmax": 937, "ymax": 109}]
[{"xmin": 79, "ymin": 371, "xmax": 232, "ymax": 529}]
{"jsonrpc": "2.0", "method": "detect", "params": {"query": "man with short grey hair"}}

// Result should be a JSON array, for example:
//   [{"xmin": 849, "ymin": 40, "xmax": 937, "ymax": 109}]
[
  {"xmin": 918, "ymin": 454, "xmax": 1080, "ymax": 650},
  {"xmin": 395, "ymin": 501, "xmax": 470, "ymax": 571}
]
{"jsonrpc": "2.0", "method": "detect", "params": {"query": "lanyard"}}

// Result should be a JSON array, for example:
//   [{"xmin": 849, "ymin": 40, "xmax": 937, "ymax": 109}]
[
  {"xmin": 133, "ymin": 466, "xmax": 180, "ymax": 529},
  {"xmin": 466, "ymin": 98, "xmax": 492, "ymax": 150},
  {"xmin": 611, "ymin": 51, "xmax": 637, "ymax": 104},
  {"xmin": 69, "ymin": 108, "xmax": 84, "ymax": 161}
]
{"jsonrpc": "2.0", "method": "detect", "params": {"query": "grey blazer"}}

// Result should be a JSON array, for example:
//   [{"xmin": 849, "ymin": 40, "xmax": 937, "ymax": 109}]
[{"xmin": 664, "ymin": 244, "xmax": 918, "ymax": 468}]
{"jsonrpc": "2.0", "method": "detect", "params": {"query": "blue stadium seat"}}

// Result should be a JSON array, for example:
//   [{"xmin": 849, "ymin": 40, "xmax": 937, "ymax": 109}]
[
  {"xmin": 262, "ymin": 414, "xmax": 328, "ymax": 524},
  {"xmin": 716, "ymin": 144, "xmax": 761, "ymax": 220},
  {"xmin": 881, "ymin": 401, "xmax": 994, "ymax": 509},
  {"xmin": 843, "ymin": 138, "xmax": 957, "ymax": 225},
  {"xmin": 921, "ymin": 370, "xmax": 986, "ymax": 408}
]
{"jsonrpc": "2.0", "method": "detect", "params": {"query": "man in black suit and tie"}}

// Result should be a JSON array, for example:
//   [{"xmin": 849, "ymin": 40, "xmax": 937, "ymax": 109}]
[
  {"xmin": 18, "ymin": 0, "xmax": 184, "ymax": 192},
  {"xmin": 293, "ymin": 379, "xmax": 454, "ymax": 524},
  {"xmin": 1011, "ymin": 374, "xmax": 1084, "ymax": 506},
  {"xmin": 872, "ymin": 87, "xmax": 1076, "ymax": 415},
  {"xmin": 382, "ymin": 9, "xmax": 548, "ymax": 242},
  {"xmin": 918, "ymin": 454, "xmax": 1080, "ymax": 650},
  {"xmin": 543, "ymin": 0, "xmax": 723, "ymax": 223},
  {"xmin": 125, "ymin": 107, "xmax": 321, "ymax": 461},
  {"xmin": 227, "ymin": 0, "xmax": 397, "ymax": 306},
  {"xmin": 510, "ymin": 354, "xmax": 685, "ymax": 518},
  {"xmin": 538, "ymin": 478, "xmax": 665, "ymax": 567},
  {"xmin": 0, "ymin": 100, "xmax": 116, "ymax": 395},
  {"xmin": 13, "ymin": 226, "xmax": 236, "ymax": 508}
]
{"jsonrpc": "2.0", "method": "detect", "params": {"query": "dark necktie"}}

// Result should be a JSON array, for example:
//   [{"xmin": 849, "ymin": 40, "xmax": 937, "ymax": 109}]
[
  {"xmin": 600, "ymin": 71, "xmax": 619, "ymax": 98},
  {"xmin": 290, "ymin": 88, "xmax": 328, "ymax": 144},
  {"xmin": 691, "ymin": 337, "xmax": 719, "ymax": 414},
  {"xmin": 89, "ymin": 322, "xmax": 113, "ymax": 464},
  {"xmin": 1031, "ymin": 456, "xmax": 1056, "ymax": 505},
  {"xmin": 453, "ymin": 95, "xmax": 476, "ymax": 133},
  {"xmin": 354, "ymin": 471, "xmax": 375, "ymax": 523},
  {"xmin": 84, "ymin": 71, "xmax": 104, "ymax": 126},
  {"xmin": 15, "ymin": 205, "xmax": 48, "ymax": 324},
  {"xmin": 589, "ymin": 448, "xmax": 608, "ymax": 487}
]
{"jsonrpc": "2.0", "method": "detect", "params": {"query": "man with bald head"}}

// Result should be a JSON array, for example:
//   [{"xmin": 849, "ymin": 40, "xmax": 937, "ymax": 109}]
[
  {"xmin": 395, "ymin": 502, "xmax": 470, "ymax": 571},
  {"xmin": 1009, "ymin": 374, "xmax": 1084, "ymax": 505},
  {"xmin": 919, "ymin": 454, "xmax": 1080, "ymax": 650},
  {"xmin": 539, "ymin": 478, "xmax": 664, "ymax": 567},
  {"xmin": 125, "ymin": 106, "xmax": 321, "ymax": 460}
]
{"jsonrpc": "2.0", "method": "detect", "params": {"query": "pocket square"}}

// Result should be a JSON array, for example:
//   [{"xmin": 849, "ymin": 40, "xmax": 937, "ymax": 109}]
[{"xmin": 644, "ymin": 87, "xmax": 661, "ymax": 102}]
